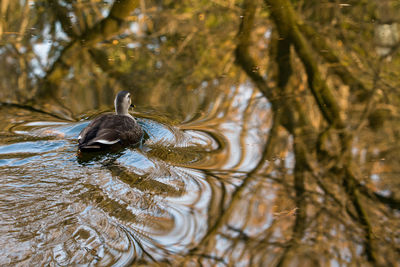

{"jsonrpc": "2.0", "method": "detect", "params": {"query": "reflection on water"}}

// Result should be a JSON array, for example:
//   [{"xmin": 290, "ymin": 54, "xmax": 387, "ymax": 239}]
[
  {"xmin": 1, "ymin": 81, "xmax": 399, "ymax": 266},
  {"xmin": 0, "ymin": 85, "xmax": 273, "ymax": 265},
  {"xmin": 1, "ymin": 0, "xmax": 400, "ymax": 265}
]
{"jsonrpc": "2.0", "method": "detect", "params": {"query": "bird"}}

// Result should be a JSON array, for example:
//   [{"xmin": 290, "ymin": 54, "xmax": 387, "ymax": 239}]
[{"xmin": 78, "ymin": 91, "xmax": 144, "ymax": 151}]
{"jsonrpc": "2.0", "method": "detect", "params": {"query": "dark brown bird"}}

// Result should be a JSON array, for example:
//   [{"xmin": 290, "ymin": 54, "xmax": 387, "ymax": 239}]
[{"xmin": 78, "ymin": 91, "xmax": 144, "ymax": 151}]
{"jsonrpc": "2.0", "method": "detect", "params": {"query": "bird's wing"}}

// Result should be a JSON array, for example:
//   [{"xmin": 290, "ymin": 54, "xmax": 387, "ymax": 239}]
[
  {"xmin": 86, "ymin": 128, "xmax": 121, "ymax": 145},
  {"xmin": 78, "ymin": 114, "xmax": 112, "ymax": 145}
]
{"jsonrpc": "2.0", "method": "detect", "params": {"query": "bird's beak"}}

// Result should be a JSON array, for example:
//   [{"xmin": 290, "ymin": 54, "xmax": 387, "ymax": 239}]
[{"xmin": 130, "ymin": 104, "xmax": 136, "ymax": 109}]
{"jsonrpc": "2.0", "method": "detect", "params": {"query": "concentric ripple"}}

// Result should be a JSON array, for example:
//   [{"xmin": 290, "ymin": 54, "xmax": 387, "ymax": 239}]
[
  {"xmin": 0, "ymin": 115, "xmax": 217, "ymax": 266},
  {"xmin": 0, "ymin": 88, "xmax": 271, "ymax": 266}
]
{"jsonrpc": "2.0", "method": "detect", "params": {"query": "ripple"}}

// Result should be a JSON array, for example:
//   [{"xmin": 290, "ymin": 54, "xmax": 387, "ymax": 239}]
[
  {"xmin": 0, "ymin": 140, "xmax": 65, "ymax": 155},
  {"xmin": 0, "ymin": 113, "xmax": 226, "ymax": 265}
]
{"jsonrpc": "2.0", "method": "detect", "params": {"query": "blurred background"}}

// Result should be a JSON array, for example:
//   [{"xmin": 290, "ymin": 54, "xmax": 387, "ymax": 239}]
[{"xmin": 0, "ymin": 0, "xmax": 399, "ymax": 266}]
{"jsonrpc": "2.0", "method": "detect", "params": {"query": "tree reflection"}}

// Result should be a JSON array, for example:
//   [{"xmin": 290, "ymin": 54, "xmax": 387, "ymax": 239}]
[{"xmin": 1, "ymin": 0, "xmax": 399, "ymax": 266}]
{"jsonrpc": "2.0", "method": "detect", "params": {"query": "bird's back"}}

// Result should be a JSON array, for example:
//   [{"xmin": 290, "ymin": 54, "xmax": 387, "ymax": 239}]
[{"xmin": 78, "ymin": 114, "xmax": 143, "ymax": 150}]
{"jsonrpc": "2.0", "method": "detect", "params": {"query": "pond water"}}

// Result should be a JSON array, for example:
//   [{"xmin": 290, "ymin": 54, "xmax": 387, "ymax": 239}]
[{"xmin": 0, "ymin": 85, "xmax": 276, "ymax": 265}]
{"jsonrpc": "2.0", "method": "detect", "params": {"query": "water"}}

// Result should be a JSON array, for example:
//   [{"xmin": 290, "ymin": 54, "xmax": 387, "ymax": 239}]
[
  {"xmin": 0, "ymin": 87, "xmax": 274, "ymax": 265},
  {"xmin": 1, "ymin": 1, "xmax": 400, "ymax": 265}
]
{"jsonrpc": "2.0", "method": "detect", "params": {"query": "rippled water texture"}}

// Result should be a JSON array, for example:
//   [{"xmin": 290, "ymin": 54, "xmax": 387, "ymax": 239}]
[
  {"xmin": 3, "ymin": 1, "xmax": 400, "ymax": 265},
  {"xmin": 0, "ymin": 86, "xmax": 273, "ymax": 265}
]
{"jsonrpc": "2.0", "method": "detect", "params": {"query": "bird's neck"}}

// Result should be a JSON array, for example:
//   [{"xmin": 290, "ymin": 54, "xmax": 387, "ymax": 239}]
[
  {"xmin": 115, "ymin": 109, "xmax": 136, "ymax": 121},
  {"xmin": 116, "ymin": 107, "xmax": 127, "ymax": 115},
  {"xmin": 115, "ymin": 101, "xmax": 136, "ymax": 121},
  {"xmin": 115, "ymin": 103, "xmax": 128, "ymax": 114}
]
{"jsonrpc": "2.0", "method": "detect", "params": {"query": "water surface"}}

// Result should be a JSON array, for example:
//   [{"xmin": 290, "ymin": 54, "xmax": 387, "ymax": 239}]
[
  {"xmin": 1, "ymin": 0, "xmax": 400, "ymax": 266},
  {"xmin": 0, "ymin": 86, "xmax": 274, "ymax": 265}
]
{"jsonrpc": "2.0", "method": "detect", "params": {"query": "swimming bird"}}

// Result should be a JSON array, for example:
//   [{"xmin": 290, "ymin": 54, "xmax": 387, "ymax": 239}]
[{"xmin": 78, "ymin": 91, "xmax": 144, "ymax": 151}]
